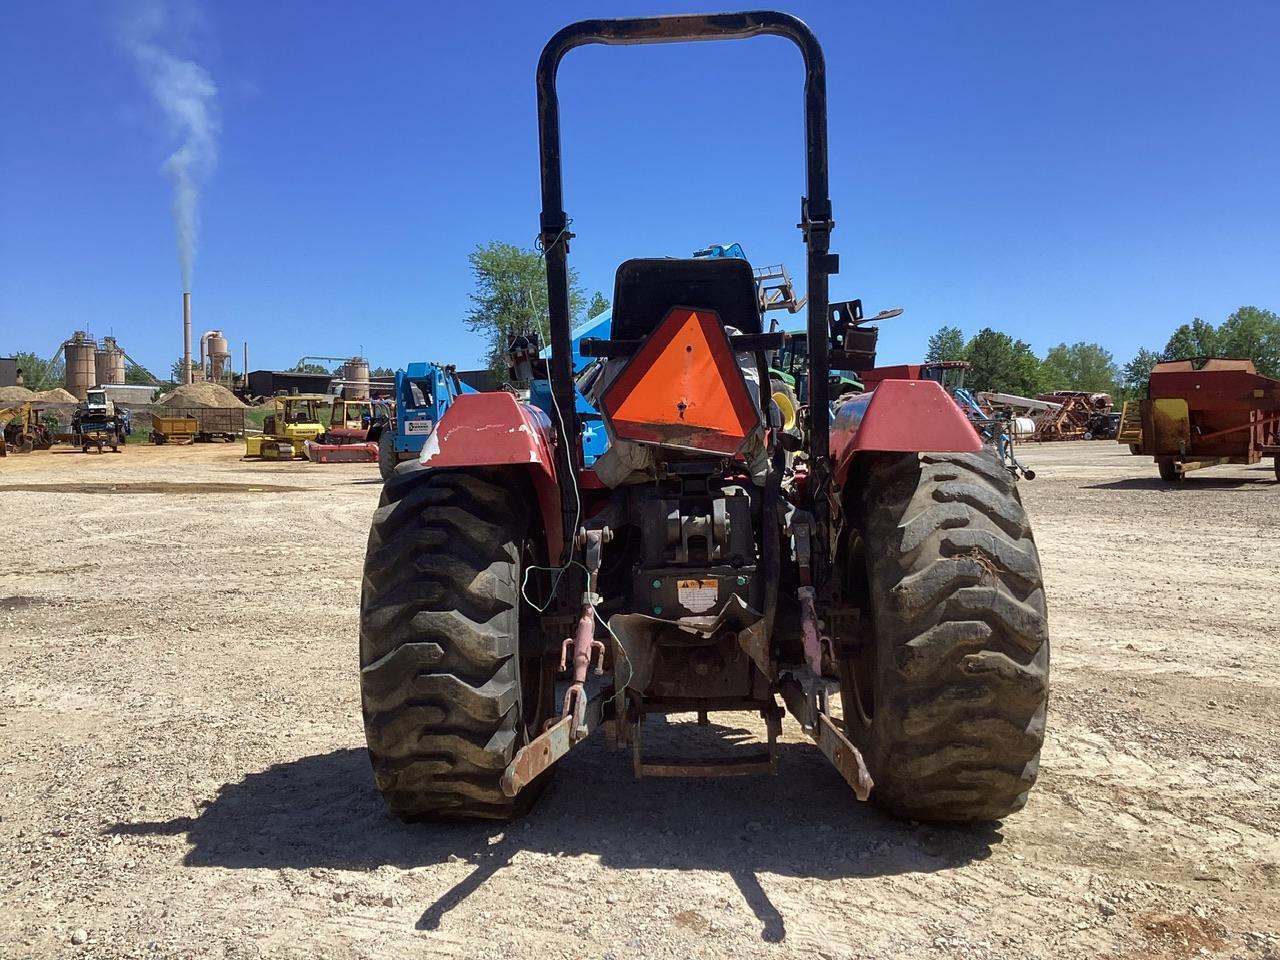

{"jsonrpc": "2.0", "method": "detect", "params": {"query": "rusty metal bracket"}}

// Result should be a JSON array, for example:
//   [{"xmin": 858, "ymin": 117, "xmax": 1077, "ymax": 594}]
[
  {"xmin": 777, "ymin": 670, "xmax": 873, "ymax": 802},
  {"xmin": 501, "ymin": 685, "xmax": 607, "ymax": 797},
  {"xmin": 631, "ymin": 704, "xmax": 781, "ymax": 778},
  {"xmin": 815, "ymin": 713, "xmax": 873, "ymax": 801}
]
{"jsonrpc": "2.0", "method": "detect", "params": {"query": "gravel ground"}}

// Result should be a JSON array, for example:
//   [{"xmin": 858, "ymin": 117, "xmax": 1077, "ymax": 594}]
[{"xmin": 1, "ymin": 440, "xmax": 1278, "ymax": 959}]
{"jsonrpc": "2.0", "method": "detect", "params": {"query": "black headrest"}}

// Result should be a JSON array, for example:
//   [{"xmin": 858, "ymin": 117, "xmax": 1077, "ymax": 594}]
[{"xmin": 611, "ymin": 257, "xmax": 761, "ymax": 342}]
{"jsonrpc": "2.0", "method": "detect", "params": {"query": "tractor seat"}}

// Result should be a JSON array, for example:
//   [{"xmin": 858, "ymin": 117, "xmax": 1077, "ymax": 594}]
[{"xmin": 610, "ymin": 257, "xmax": 762, "ymax": 342}]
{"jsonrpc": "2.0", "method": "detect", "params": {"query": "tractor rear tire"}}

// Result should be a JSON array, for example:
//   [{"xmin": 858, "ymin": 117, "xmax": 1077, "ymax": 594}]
[
  {"xmin": 845, "ymin": 451, "xmax": 1049, "ymax": 822},
  {"xmin": 377, "ymin": 431, "xmax": 396, "ymax": 481},
  {"xmin": 359, "ymin": 466, "xmax": 556, "ymax": 820}
]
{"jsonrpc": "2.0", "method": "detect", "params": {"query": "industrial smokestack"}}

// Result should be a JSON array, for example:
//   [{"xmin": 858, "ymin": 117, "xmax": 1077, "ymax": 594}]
[{"xmin": 183, "ymin": 291, "xmax": 193, "ymax": 385}]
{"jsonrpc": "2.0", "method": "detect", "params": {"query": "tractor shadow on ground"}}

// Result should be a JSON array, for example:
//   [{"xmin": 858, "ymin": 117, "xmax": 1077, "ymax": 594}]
[
  {"xmin": 109, "ymin": 720, "xmax": 1003, "ymax": 943},
  {"xmin": 1085, "ymin": 475, "xmax": 1276, "ymax": 491}
]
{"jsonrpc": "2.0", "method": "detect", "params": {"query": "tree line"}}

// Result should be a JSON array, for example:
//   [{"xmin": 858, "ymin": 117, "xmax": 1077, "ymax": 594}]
[
  {"xmin": 926, "ymin": 306, "xmax": 1279, "ymax": 398},
  {"xmin": 448, "ymin": 243, "xmax": 1280, "ymax": 396},
  {"xmin": 465, "ymin": 241, "xmax": 610, "ymax": 375}
]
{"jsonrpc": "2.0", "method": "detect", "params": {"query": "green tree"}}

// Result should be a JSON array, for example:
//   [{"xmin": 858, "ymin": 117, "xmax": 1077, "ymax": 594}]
[
  {"xmin": 370, "ymin": 366, "xmax": 396, "ymax": 378},
  {"xmin": 962, "ymin": 329, "xmax": 1044, "ymax": 396},
  {"xmin": 1039, "ymin": 341, "xmax": 1120, "ymax": 393},
  {"xmin": 1121, "ymin": 348, "xmax": 1162, "ymax": 397},
  {"xmin": 587, "ymin": 291, "xmax": 610, "ymax": 320},
  {"xmin": 464, "ymin": 241, "xmax": 585, "ymax": 376},
  {"xmin": 1216, "ymin": 305, "xmax": 1280, "ymax": 377},
  {"xmin": 925, "ymin": 325, "xmax": 965, "ymax": 362},
  {"xmin": 124, "ymin": 361, "xmax": 157, "ymax": 385},
  {"xmin": 290, "ymin": 361, "xmax": 332, "ymax": 374},
  {"xmin": 10, "ymin": 351, "xmax": 61, "ymax": 390},
  {"xmin": 1162, "ymin": 318, "xmax": 1219, "ymax": 362}
]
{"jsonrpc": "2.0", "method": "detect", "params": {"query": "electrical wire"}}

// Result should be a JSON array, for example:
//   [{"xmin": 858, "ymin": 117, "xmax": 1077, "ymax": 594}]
[
  {"xmin": 595, "ymin": 607, "xmax": 633, "ymax": 706},
  {"xmin": 518, "ymin": 230, "xmax": 582, "ymax": 612},
  {"xmin": 518, "ymin": 220, "xmax": 635, "ymax": 705}
]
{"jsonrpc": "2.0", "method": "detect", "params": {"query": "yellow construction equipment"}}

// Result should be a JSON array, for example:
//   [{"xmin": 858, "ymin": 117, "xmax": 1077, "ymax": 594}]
[
  {"xmin": 1, "ymin": 403, "xmax": 56, "ymax": 455},
  {"xmin": 151, "ymin": 414, "xmax": 199, "ymax": 445},
  {"xmin": 244, "ymin": 394, "xmax": 328, "ymax": 460}
]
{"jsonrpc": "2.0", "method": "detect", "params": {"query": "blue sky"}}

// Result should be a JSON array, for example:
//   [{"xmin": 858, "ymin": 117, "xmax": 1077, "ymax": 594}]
[{"xmin": 2, "ymin": 1, "xmax": 1278, "ymax": 377}]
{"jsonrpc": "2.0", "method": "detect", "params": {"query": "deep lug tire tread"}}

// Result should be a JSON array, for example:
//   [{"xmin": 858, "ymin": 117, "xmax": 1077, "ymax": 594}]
[
  {"xmin": 359, "ymin": 467, "xmax": 541, "ymax": 820},
  {"xmin": 850, "ymin": 451, "xmax": 1050, "ymax": 822}
]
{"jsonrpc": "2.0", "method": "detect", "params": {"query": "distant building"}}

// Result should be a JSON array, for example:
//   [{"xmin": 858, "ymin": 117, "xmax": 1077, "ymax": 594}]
[
  {"xmin": 243, "ymin": 367, "xmax": 497, "ymax": 401},
  {"xmin": 101, "ymin": 384, "xmax": 161, "ymax": 404},
  {"xmin": 245, "ymin": 369, "xmax": 336, "ymax": 399}
]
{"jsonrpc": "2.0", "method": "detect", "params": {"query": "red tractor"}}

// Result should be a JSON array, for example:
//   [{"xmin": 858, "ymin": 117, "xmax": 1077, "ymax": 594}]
[{"xmin": 359, "ymin": 12, "xmax": 1049, "ymax": 823}]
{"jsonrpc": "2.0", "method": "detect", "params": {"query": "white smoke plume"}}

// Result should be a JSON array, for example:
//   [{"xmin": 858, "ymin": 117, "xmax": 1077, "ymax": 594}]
[{"xmin": 124, "ymin": 1, "xmax": 219, "ymax": 290}]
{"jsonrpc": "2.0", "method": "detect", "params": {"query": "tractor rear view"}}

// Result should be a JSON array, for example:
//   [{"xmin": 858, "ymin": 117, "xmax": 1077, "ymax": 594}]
[{"xmin": 359, "ymin": 12, "xmax": 1049, "ymax": 823}]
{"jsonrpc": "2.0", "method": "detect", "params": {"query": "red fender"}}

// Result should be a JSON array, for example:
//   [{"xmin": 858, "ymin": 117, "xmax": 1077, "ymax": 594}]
[
  {"xmin": 420, "ymin": 392, "xmax": 564, "ymax": 561},
  {"xmin": 831, "ymin": 379, "xmax": 982, "ymax": 486}
]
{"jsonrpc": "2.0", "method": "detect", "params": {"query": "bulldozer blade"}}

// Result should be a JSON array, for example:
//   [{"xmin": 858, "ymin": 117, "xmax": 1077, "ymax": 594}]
[
  {"xmin": 500, "ymin": 685, "xmax": 606, "ymax": 797},
  {"xmin": 815, "ymin": 713, "xmax": 874, "ymax": 801}
]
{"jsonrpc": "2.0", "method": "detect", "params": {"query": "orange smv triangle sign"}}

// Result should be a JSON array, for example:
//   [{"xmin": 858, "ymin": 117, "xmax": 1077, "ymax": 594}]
[{"xmin": 601, "ymin": 306, "xmax": 761, "ymax": 456}]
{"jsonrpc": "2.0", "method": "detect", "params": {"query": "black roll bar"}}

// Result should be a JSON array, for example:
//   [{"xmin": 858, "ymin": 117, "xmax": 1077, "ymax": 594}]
[{"xmin": 536, "ymin": 11, "xmax": 836, "ymax": 565}]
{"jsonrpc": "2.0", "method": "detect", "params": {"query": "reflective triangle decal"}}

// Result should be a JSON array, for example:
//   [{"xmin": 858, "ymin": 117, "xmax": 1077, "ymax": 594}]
[{"xmin": 601, "ymin": 306, "xmax": 761, "ymax": 456}]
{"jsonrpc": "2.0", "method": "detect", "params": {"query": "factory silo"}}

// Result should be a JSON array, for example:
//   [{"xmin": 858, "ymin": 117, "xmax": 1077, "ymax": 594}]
[
  {"xmin": 207, "ymin": 331, "xmax": 230, "ymax": 382},
  {"xmin": 64, "ymin": 332, "xmax": 98, "ymax": 400},
  {"xmin": 95, "ymin": 336, "xmax": 127, "ymax": 385},
  {"xmin": 343, "ymin": 357, "xmax": 370, "ymax": 399}
]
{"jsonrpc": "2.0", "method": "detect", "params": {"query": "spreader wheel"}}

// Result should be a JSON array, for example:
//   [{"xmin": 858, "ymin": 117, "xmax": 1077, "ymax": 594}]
[
  {"xmin": 359, "ymin": 466, "xmax": 557, "ymax": 820},
  {"xmin": 1157, "ymin": 458, "xmax": 1181, "ymax": 482},
  {"xmin": 844, "ymin": 451, "xmax": 1049, "ymax": 822}
]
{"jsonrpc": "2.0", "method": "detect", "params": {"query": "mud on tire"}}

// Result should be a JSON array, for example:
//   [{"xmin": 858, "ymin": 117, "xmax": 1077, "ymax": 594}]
[
  {"xmin": 359, "ymin": 466, "xmax": 555, "ymax": 820},
  {"xmin": 843, "ymin": 451, "xmax": 1049, "ymax": 822}
]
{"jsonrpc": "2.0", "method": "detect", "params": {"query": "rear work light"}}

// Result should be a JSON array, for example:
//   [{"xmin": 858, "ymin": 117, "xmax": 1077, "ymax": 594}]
[{"xmin": 600, "ymin": 306, "xmax": 762, "ymax": 456}]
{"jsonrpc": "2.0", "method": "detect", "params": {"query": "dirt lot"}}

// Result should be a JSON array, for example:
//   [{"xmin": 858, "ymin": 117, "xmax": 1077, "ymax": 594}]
[{"xmin": 2, "ymin": 441, "xmax": 1278, "ymax": 959}]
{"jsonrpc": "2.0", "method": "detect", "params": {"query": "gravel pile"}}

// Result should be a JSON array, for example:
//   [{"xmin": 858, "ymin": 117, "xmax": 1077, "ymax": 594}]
[
  {"xmin": 0, "ymin": 386, "xmax": 36, "ymax": 403},
  {"xmin": 33, "ymin": 388, "xmax": 78, "ymax": 403},
  {"xmin": 155, "ymin": 382, "xmax": 246, "ymax": 409}
]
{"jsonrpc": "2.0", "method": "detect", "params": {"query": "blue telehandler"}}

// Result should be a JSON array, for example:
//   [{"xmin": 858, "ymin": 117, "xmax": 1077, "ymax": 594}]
[{"xmin": 371, "ymin": 363, "xmax": 476, "ymax": 480}]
